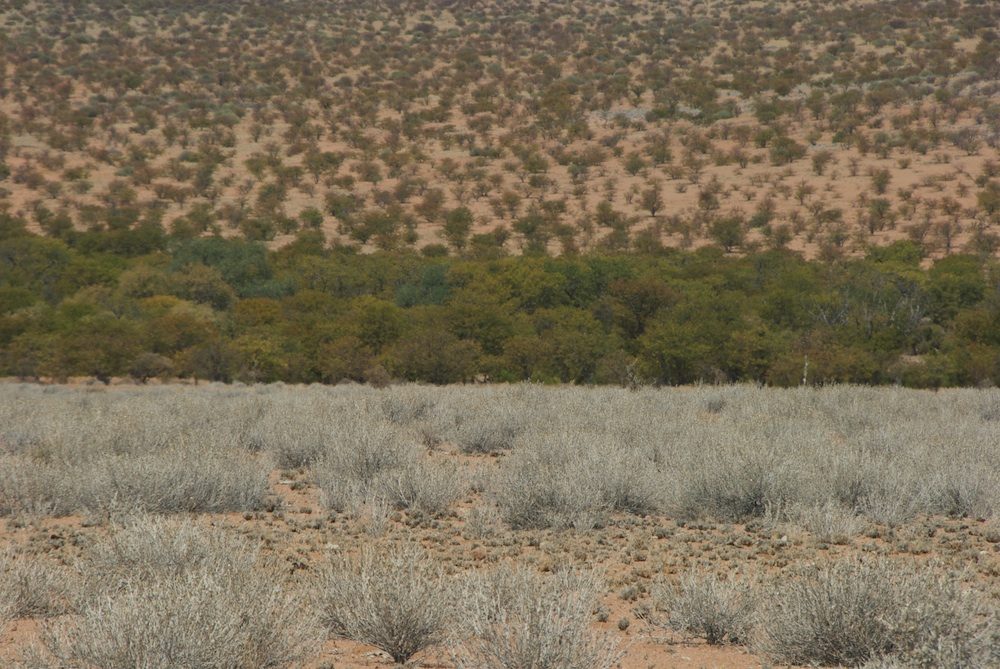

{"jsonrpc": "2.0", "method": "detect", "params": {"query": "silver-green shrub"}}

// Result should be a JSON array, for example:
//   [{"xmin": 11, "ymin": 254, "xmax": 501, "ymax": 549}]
[
  {"xmin": 314, "ymin": 543, "xmax": 455, "ymax": 664},
  {"xmin": 452, "ymin": 566, "xmax": 623, "ymax": 669}
]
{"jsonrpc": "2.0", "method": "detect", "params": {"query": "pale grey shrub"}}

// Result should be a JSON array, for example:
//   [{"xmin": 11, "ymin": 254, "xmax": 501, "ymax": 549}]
[
  {"xmin": 452, "ymin": 566, "xmax": 623, "ymax": 669},
  {"xmin": 26, "ymin": 568, "xmax": 311, "ymax": 669},
  {"xmin": 488, "ymin": 440, "xmax": 607, "ymax": 530},
  {"xmin": 0, "ymin": 449, "xmax": 270, "ymax": 517},
  {"xmin": 786, "ymin": 501, "xmax": 862, "ymax": 543},
  {"xmin": 859, "ymin": 658, "xmax": 907, "ymax": 669},
  {"xmin": 855, "ymin": 467, "xmax": 925, "ymax": 528},
  {"xmin": 311, "ymin": 419, "xmax": 420, "ymax": 512},
  {"xmin": 489, "ymin": 430, "xmax": 662, "ymax": 530},
  {"xmin": 377, "ymin": 386, "xmax": 437, "ymax": 425},
  {"xmin": 672, "ymin": 434, "xmax": 799, "ymax": 522},
  {"xmin": 0, "ymin": 553, "xmax": 73, "ymax": 628},
  {"xmin": 103, "ymin": 449, "xmax": 271, "ymax": 513},
  {"xmin": 14, "ymin": 520, "xmax": 315, "ymax": 669},
  {"xmin": 84, "ymin": 516, "xmax": 259, "ymax": 592},
  {"xmin": 314, "ymin": 543, "xmax": 455, "ymax": 664},
  {"xmin": 373, "ymin": 458, "xmax": 466, "ymax": 516},
  {"xmin": 424, "ymin": 385, "xmax": 541, "ymax": 454},
  {"xmin": 4, "ymin": 383, "xmax": 1000, "ymax": 530},
  {"xmin": 313, "ymin": 420, "xmax": 415, "ymax": 484},
  {"xmin": 755, "ymin": 558, "xmax": 994, "ymax": 668},
  {"xmin": 653, "ymin": 568, "xmax": 756, "ymax": 645}
]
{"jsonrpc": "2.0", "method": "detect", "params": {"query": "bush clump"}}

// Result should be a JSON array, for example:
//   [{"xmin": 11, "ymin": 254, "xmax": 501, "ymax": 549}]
[
  {"xmin": 314, "ymin": 544, "xmax": 455, "ymax": 664},
  {"xmin": 452, "ymin": 566, "xmax": 623, "ymax": 669},
  {"xmin": 653, "ymin": 569, "xmax": 756, "ymax": 645},
  {"xmin": 755, "ymin": 558, "xmax": 996, "ymax": 668},
  {"xmin": 16, "ymin": 519, "xmax": 314, "ymax": 669}
]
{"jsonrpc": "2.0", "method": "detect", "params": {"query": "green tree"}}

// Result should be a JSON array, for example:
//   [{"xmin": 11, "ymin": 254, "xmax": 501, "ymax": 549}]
[
  {"xmin": 318, "ymin": 336, "xmax": 373, "ymax": 383},
  {"xmin": 609, "ymin": 276, "xmax": 675, "ymax": 340},
  {"xmin": 709, "ymin": 214, "xmax": 746, "ymax": 252},
  {"xmin": 442, "ymin": 207, "xmax": 474, "ymax": 252},
  {"xmin": 383, "ymin": 326, "xmax": 480, "ymax": 384},
  {"xmin": 977, "ymin": 181, "xmax": 1000, "ymax": 218},
  {"xmin": 638, "ymin": 318, "xmax": 714, "ymax": 385},
  {"xmin": 925, "ymin": 255, "xmax": 985, "ymax": 323},
  {"xmin": 869, "ymin": 168, "xmax": 891, "ymax": 195},
  {"xmin": 769, "ymin": 136, "xmax": 806, "ymax": 166}
]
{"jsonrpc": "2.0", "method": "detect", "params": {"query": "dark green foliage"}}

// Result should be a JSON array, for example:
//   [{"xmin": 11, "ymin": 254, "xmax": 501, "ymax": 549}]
[
  {"xmin": 396, "ymin": 262, "xmax": 450, "ymax": 307},
  {"xmin": 4, "ymin": 224, "xmax": 1000, "ymax": 385},
  {"xmin": 171, "ymin": 237, "xmax": 291, "ymax": 299}
]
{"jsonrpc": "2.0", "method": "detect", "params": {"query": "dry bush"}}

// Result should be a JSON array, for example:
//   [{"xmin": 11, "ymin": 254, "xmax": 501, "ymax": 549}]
[
  {"xmin": 652, "ymin": 569, "xmax": 756, "ymax": 645},
  {"xmin": 0, "ymin": 553, "xmax": 73, "ymax": 629},
  {"xmin": 489, "ymin": 453, "xmax": 608, "ymax": 530},
  {"xmin": 21, "ymin": 570, "xmax": 311, "ymax": 669},
  {"xmin": 373, "ymin": 458, "xmax": 466, "ymax": 516},
  {"xmin": 4, "ymin": 384, "xmax": 1000, "ymax": 530},
  {"xmin": 786, "ymin": 501, "xmax": 862, "ymax": 543},
  {"xmin": 755, "ymin": 558, "xmax": 995, "ymax": 668},
  {"xmin": 671, "ymin": 433, "xmax": 801, "ymax": 522},
  {"xmin": 14, "ymin": 520, "xmax": 314, "ymax": 669},
  {"xmin": 376, "ymin": 387, "xmax": 438, "ymax": 425},
  {"xmin": 452, "ymin": 566, "xmax": 624, "ymax": 669},
  {"xmin": 310, "ymin": 419, "xmax": 420, "ymax": 512},
  {"xmin": 423, "ymin": 385, "xmax": 540, "ymax": 453},
  {"xmin": 487, "ymin": 428, "xmax": 663, "ymax": 530},
  {"xmin": 0, "ymin": 449, "xmax": 270, "ymax": 517},
  {"xmin": 0, "ymin": 385, "xmax": 271, "ymax": 517},
  {"xmin": 488, "ymin": 436, "xmax": 598, "ymax": 530},
  {"xmin": 83, "ymin": 515, "xmax": 259, "ymax": 592},
  {"xmin": 250, "ymin": 386, "xmax": 374, "ymax": 468},
  {"xmin": 313, "ymin": 543, "xmax": 455, "ymax": 664}
]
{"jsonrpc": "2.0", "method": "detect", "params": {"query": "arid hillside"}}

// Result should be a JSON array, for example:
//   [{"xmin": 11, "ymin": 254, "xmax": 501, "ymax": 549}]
[{"xmin": 1, "ymin": 0, "xmax": 998, "ymax": 258}]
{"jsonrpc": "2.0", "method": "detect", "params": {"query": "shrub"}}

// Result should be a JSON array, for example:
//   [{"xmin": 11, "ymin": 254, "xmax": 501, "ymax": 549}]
[
  {"xmin": 25, "ymin": 570, "xmax": 310, "ymax": 669},
  {"xmin": 755, "ymin": 558, "xmax": 994, "ymax": 668},
  {"xmin": 673, "ymin": 437, "xmax": 796, "ymax": 522},
  {"xmin": 488, "ymin": 430, "xmax": 661, "ymax": 530},
  {"xmin": 84, "ymin": 515, "xmax": 259, "ymax": 591},
  {"xmin": 310, "ymin": 419, "xmax": 421, "ymax": 512},
  {"xmin": 0, "ymin": 449, "xmax": 270, "ymax": 517},
  {"xmin": 0, "ymin": 553, "xmax": 72, "ymax": 628},
  {"xmin": 18, "ymin": 521, "xmax": 313, "ymax": 669},
  {"xmin": 452, "ymin": 566, "xmax": 624, "ymax": 669},
  {"xmin": 652, "ymin": 569, "xmax": 755, "ymax": 645},
  {"xmin": 314, "ymin": 544, "xmax": 455, "ymax": 664},
  {"xmin": 489, "ymin": 452, "xmax": 608, "ymax": 530},
  {"xmin": 373, "ymin": 459, "xmax": 466, "ymax": 516},
  {"xmin": 786, "ymin": 501, "xmax": 861, "ymax": 544},
  {"xmin": 424, "ymin": 386, "xmax": 538, "ymax": 454}
]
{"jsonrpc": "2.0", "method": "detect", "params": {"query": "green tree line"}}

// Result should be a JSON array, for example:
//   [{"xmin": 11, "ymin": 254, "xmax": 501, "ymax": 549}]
[{"xmin": 2, "ymin": 214, "xmax": 1000, "ymax": 388}]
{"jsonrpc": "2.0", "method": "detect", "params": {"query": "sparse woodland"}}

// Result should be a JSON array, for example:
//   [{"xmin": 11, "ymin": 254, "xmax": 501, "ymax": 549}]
[{"xmin": 0, "ymin": 0, "xmax": 998, "ymax": 256}]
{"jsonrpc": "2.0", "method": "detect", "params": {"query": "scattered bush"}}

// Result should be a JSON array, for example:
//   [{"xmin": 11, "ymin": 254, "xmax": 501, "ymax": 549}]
[
  {"xmin": 652, "ymin": 569, "xmax": 756, "ymax": 645},
  {"xmin": 16, "ymin": 521, "xmax": 314, "ymax": 669},
  {"xmin": 755, "ymin": 558, "xmax": 995, "ymax": 668},
  {"xmin": 374, "ymin": 459, "xmax": 466, "ymax": 516},
  {"xmin": 452, "ymin": 567, "xmax": 623, "ymax": 669},
  {"xmin": 314, "ymin": 544, "xmax": 455, "ymax": 664},
  {"xmin": 84, "ymin": 515, "xmax": 259, "ymax": 591},
  {"xmin": 0, "ymin": 553, "xmax": 72, "ymax": 628}
]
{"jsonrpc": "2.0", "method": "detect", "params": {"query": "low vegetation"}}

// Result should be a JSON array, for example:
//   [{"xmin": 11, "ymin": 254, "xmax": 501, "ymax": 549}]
[
  {"xmin": 1, "ymin": 383, "xmax": 1000, "ymax": 668},
  {"xmin": 757, "ymin": 558, "xmax": 997, "ymax": 668},
  {"xmin": 315, "ymin": 544, "xmax": 454, "ymax": 664}
]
